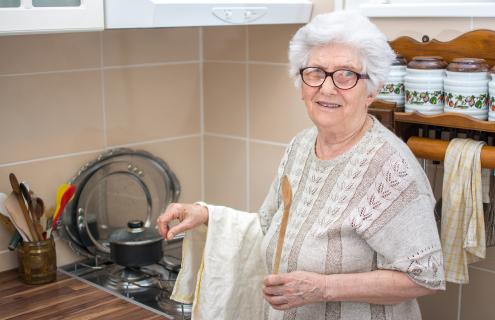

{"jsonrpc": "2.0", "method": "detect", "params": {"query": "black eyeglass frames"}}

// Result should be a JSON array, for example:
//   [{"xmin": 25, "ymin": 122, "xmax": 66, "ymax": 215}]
[{"xmin": 299, "ymin": 67, "xmax": 369, "ymax": 90}]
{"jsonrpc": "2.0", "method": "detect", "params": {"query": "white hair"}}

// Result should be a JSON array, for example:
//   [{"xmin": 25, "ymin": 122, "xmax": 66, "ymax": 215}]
[{"xmin": 288, "ymin": 10, "xmax": 396, "ymax": 94}]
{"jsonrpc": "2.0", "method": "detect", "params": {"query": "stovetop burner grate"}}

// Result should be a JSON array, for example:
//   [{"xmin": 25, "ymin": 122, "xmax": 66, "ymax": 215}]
[
  {"xmin": 104, "ymin": 266, "xmax": 159, "ymax": 292},
  {"xmin": 60, "ymin": 255, "xmax": 191, "ymax": 320}
]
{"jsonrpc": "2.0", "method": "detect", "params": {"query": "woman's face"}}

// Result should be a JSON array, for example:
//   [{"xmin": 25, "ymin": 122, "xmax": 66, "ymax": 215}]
[{"xmin": 301, "ymin": 43, "xmax": 376, "ymax": 136}]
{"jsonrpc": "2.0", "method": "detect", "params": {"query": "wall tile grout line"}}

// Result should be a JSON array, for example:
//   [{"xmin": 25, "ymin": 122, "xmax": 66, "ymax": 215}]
[
  {"xmin": 199, "ymin": 27, "xmax": 206, "ymax": 202},
  {"xmin": 0, "ymin": 134, "xmax": 201, "ymax": 168},
  {"xmin": 457, "ymin": 284, "xmax": 462, "ymax": 320},
  {"xmin": 108, "ymin": 134, "xmax": 202, "ymax": 149},
  {"xmin": 0, "ymin": 67, "xmax": 101, "ymax": 78},
  {"xmin": 203, "ymin": 59, "xmax": 289, "ymax": 67},
  {"xmin": 99, "ymin": 31, "xmax": 108, "ymax": 148},
  {"xmin": 0, "ymin": 149, "xmax": 102, "ymax": 168},
  {"xmin": 204, "ymin": 132, "xmax": 288, "ymax": 148},
  {"xmin": 246, "ymin": 25, "xmax": 251, "ymax": 211},
  {"xmin": 204, "ymin": 59, "xmax": 247, "ymax": 64},
  {"xmin": 247, "ymin": 61, "xmax": 289, "ymax": 66},
  {"xmin": 102, "ymin": 61, "xmax": 201, "ymax": 70},
  {"xmin": 0, "ymin": 61, "xmax": 201, "ymax": 78},
  {"xmin": 249, "ymin": 138, "xmax": 288, "ymax": 148},
  {"xmin": 470, "ymin": 265, "xmax": 495, "ymax": 274}
]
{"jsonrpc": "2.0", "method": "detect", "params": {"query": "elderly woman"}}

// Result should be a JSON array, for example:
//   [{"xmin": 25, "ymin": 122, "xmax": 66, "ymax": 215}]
[{"xmin": 157, "ymin": 10, "xmax": 445, "ymax": 320}]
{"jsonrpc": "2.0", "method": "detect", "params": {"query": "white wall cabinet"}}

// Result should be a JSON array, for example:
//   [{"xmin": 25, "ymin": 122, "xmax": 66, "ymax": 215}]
[
  {"xmin": 0, "ymin": 0, "xmax": 104, "ymax": 35},
  {"xmin": 336, "ymin": 0, "xmax": 495, "ymax": 17}
]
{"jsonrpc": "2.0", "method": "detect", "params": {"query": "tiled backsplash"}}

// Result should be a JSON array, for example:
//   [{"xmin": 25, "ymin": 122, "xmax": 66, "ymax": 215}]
[
  {"xmin": 0, "ymin": 28, "xmax": 203, "ymax": 271},
  {"xmin": 1, "ymin": 13, "xmax": 495, "ymax": 319}
]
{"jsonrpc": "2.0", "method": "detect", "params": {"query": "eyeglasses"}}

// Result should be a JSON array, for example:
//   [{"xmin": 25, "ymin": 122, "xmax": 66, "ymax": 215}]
[{"xmin": 299, "ymin": 67, "xmax": 369, "ymax": 90}]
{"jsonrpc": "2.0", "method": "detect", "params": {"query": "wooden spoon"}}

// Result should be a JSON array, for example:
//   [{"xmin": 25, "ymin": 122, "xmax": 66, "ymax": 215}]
[
  {"xmin": 272, "ymin": 175, "xmax": 292, "ymax": 274},
  {"xmin": 9, "ymin": 173, "xmax": 38, "ymax": 241},
  {"xmin": 34, "ymin": 197, "xmax": 46, "ymax": 226},
  {"xmin": 19, "ymin": 182, "xmax": 44, "ymax": 240},
  {"xmin": 31, "ymin": 197, "xmax": 45, "ymax": 240}
]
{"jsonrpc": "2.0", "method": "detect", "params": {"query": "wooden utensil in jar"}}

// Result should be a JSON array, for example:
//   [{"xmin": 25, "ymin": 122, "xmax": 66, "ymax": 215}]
[
  {"xmin": 32, "ymin": 197, "xmax": 46, "ymax": 237},
  {"xmin": 272, "ymin": 175, "xmax": 292, "ymax": 274},
  {"xmin": 5, "ymin": 192, "xmax": 32, "ymax": 241},
  {"xmin": 19, "ymin": 182, "xmax": 44, "ymax": 240},
  {"xmin": 9, "ymin": 173, "xmax": 39, "ymax": 241},
  {"xmin": 1, "ymin": 192, "xmax": 26, "ymax": 249},
  {"xmin": 0, "ymin": 193, "xmax": 15, "ymax": 234}
]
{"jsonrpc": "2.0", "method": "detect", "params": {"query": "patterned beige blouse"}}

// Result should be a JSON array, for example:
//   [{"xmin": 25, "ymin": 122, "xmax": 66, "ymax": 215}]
[{"xmin": 259, "ymin": 118, "xmax": 445, "ymax": 320}]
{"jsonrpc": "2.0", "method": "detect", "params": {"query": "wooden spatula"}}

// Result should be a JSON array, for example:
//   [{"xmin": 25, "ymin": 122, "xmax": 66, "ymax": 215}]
[
  {"xmin": 5, "ymin": 192, "xmax": 32, "ymax": 241},
  {"xmin": 273, "ymin": 175, "xmax": 292, "ymax": 274},
  {"xmin": 9, "ymin": 173, "xmax": 38, "ymax": 241}
]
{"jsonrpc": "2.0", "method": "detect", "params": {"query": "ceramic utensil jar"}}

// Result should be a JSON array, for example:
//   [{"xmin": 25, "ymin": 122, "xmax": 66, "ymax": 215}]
[
  {"xmin": 405, "ymin": 56, "xmax": 447, "ymax": 115},
  {"xmin": 377, "ymin": 54, "xmax": 407, "ymax": 106},
  {"xmin": 489, "ymin": 66, "xmax": 495, "ymax": 121},
  {"xmin": 444, "ymin": 58, "xmax": 489, "ymax": 120}
]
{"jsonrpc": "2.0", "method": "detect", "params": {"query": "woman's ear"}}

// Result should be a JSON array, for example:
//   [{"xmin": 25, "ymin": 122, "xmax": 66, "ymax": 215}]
[
  {"xmin": 365, "ymin": 85, "xmax": 382, "ymax": 107},
  {"xmin": 365, "ymin": 90, "xmax": 378, "ymax": 107}
]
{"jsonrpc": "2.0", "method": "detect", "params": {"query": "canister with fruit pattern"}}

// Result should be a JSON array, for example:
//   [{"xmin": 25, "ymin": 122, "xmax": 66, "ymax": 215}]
[
  {"xmin": 489, "ymin": 66, "xmax": 495, "ymax": 121},
  {"xmin": 377, "ymin": 54, "xmax": 407, "ymax": 106},
  {"xmin": 444, "ymin": 58, "xmax": 489, "ymax": 120},
  {"xmin": 404, "ymin": 56, "xmax": 447, "ymax": 115}
]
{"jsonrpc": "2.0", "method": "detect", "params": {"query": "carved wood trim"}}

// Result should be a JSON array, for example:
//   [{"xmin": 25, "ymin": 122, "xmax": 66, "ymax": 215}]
[{"xmin": 389, "ymin": 29, "xmax": 495, "ymax": 67}]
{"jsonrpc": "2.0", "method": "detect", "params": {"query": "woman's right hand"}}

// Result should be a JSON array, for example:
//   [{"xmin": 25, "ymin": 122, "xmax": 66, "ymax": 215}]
[{"xmin": 156, "ymin": 203, "xmax": 209, "ymax": 240}]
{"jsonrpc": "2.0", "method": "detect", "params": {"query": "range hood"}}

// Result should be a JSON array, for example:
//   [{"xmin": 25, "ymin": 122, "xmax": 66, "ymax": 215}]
[{"xmin": 104, "ymin": 0, "xmax": 313, "ymax": 28}]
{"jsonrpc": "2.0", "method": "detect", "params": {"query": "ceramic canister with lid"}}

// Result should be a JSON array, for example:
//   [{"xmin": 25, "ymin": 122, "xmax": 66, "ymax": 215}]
[
  {"xmin": 377, "ymin": 54, "xmax": 407, "ymax": 106},
  {"xmin": 489, "ymin": 66, "xmax": 495, "ymax": 121},
  {"xmin": 444, "ymin": 58, "xmax": 489, "ymax": 120},
  {"xmin": 404, "ymin": 56, "xmax": 447, "ymax": 115}
]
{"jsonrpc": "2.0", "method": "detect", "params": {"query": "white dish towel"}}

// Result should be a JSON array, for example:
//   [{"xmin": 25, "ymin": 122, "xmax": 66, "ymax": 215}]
[{"xmin": 171, "ymin": 205, "xmax": 266, "ymax": 320}]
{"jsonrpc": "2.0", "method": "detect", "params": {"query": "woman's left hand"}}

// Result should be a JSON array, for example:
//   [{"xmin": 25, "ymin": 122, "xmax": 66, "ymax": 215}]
[{"xmin": 263, "ymin": 271, "xmax": 327, "ymax": 310}]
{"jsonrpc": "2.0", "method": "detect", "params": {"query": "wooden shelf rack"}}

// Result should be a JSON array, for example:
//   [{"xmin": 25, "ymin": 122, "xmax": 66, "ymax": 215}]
[{"xmin": 368, "ymin": 29, "xmax": 495, "ymax": 167}]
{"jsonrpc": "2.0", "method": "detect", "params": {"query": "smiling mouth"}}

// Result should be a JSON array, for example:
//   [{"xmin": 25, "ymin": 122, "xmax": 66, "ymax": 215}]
[{"xmin": 317, "ymin": 101, "xmax": 342, "ymax": 108}]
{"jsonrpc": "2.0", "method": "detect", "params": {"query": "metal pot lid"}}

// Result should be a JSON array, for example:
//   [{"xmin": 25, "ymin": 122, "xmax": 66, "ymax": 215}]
[
  {"xmin": 108, "ymin": 220, "xmax": 162, "ymax": 245},
  {"xmin": 59, "ymin": 148, "xmax": 180, "ymax": 256}
]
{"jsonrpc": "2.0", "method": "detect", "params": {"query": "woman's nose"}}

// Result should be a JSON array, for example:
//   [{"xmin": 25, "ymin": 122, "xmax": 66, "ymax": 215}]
[{"xmin": 319, "ymin": 76, "xmax": 338, "ymax": 94}]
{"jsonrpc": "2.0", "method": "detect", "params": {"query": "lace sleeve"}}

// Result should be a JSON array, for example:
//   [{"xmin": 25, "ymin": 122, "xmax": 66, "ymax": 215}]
[{"xmin": 358, "ymin": 194, "xmax": 446, "ymax": 290}]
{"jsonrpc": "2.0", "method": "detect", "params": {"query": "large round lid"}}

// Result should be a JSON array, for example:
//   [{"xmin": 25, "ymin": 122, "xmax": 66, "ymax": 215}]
[
  {"xmin": 58, "ymin": 148, "xmax": 180, "ymax": 257},
  {"xmin": 108, "ymin": 220, "xmax": 162, "ymax": 245},
  {"xmin": 407, "ymin": 56, "xmax": 447, "ymax": 69},
  {"xmin": 447, "ymin": 58, "xmax": 489, "ymax": 72}
]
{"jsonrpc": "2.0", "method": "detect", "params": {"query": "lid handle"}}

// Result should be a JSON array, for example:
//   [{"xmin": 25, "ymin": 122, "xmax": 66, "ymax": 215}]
[{"xmin": 127, "ymin": 220, "xmax": 145, "ymax": 233}]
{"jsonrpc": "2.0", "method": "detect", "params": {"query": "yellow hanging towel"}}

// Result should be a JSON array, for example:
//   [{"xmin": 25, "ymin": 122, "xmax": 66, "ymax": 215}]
[{"xmin": 441, "ymin": 138, "xmax": 486, "ymax": 284}]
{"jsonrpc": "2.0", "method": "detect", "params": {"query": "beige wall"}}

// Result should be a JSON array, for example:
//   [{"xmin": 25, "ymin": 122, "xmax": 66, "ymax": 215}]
[
  {"xmin": 1, "ymin": 7, "xmax": 495, "ymax": 320},
  {"xmin": 0, "ymin": 28, "xmax": 202, "ymax": 270}
]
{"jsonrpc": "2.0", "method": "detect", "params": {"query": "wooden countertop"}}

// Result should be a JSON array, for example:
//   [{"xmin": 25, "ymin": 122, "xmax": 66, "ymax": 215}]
[{"xmin": 0, "ymin": 269, "xmax": 167, "ymax": 320}]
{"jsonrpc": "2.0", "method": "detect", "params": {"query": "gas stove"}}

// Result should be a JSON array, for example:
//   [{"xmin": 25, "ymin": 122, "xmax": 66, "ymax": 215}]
[{"xmin": 59, "ymin": 241, "xmax": 191, "ymax": 319}]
